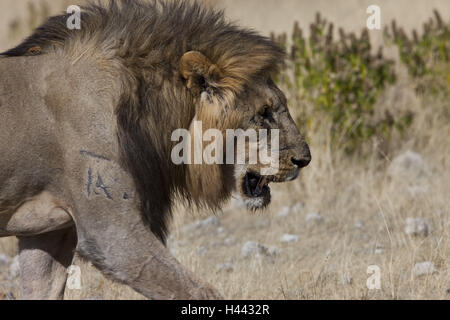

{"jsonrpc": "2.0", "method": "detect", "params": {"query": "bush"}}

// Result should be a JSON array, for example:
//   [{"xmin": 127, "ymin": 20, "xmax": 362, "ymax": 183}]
[
  {"xmin": 272, "ymin": 14, "xmax": 413, "ymax": 153},
  {"xmin": 385, "ymin": 10, "xmax": 450, "ymax": 98}
]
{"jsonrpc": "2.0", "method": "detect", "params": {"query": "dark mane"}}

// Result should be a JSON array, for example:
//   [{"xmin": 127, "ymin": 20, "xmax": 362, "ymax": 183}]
[{"xmin": 2, "ymin": 0, "xmax": 285, "ymax": 243}]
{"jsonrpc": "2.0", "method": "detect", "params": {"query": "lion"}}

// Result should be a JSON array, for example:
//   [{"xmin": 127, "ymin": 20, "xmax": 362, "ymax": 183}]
[{"xmin": 0, "ymin": 0, "xmax": 311, "ymax": 300}]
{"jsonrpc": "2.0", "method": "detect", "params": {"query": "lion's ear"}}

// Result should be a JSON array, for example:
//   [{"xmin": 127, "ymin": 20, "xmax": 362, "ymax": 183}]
[{"xmin": 180, "ymin": 51, "xmax": 222, "ymax": 94}]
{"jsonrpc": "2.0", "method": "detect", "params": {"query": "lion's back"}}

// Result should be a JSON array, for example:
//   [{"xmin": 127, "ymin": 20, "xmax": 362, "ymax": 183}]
[
  {"xmin": 0, "ymin": 56, "xmax": 61, "ymax": 204},
  {"xmin": 0, "ymin": 54, "xmax": 120, "ymax": 211}
]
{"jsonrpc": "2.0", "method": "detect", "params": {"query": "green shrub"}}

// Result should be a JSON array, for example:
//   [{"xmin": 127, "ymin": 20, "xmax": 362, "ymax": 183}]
[
  {"xmin": 272, "ymin": 14, "xmax": 413, "ymax": 153},
  {"xmin": 385, "ymin": 10, "xmax": 450, "ymax": 98}
]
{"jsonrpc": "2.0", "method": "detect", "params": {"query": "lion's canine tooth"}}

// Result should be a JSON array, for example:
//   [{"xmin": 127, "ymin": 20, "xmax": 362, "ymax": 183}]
[{"xmin": 257, "ymin": 176, "xmax": 268, "ymax": 189}]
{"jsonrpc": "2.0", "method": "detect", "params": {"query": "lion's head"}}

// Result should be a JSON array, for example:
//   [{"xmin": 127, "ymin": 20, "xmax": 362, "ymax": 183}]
[{"xmin": 179, "ymin": 51, "xmax": 311, "ymax": 210}]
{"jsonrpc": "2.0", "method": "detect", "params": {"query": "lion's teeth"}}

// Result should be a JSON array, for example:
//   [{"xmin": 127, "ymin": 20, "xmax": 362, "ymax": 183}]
[{"xmin": 258, "ymin": 176, "xmax": 269, "ymax": 188}]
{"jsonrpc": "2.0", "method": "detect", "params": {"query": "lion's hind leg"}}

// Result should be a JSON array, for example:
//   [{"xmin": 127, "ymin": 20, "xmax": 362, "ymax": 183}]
[{"xmin": 18, "ymin": 227, "xmax": 77, "ymax": 300}]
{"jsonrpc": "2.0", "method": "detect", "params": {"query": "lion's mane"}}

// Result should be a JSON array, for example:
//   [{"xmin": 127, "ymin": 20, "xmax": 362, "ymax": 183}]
[{"xmin": 2, "ymin": 0, "xmax": 285, "ymax": 243}]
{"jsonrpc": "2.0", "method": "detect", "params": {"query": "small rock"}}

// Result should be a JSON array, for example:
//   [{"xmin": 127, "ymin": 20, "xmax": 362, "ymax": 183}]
[
  {"xmin": 446, "ymin": 288, "xmax": 450, "ymax": 295},
  {"xmin": 242, "ymin": 242, "xmax": 278, "ymax": 258},
  {"xmin": 405, "ymin": 218, "xmax": 431, "ymax": 237},
  {"xmin": 277, "ymin": 206, "xmax": 291, "ymax": 218},
  {"xmin": 281, "ymin": 234, "xmax": 299, "ymax": 243},
  {"xmin": 224, "ymin": 237, "xmax": 235, "ymax": 246},
  {"xmin": 241, "ymin": 241, "xmax": 265, "ymax": 258},
  {"xmin": 197, "ymin": 246, "xmax": 207, "ymax": 256},
  {"xmin": 360, "ymin": 233, "xmax": 370, "ymax": 241},
  {"xmin": 200, "ymin": 216, "xmax": 221, "ymax": 227},
  {"xmin": 230, "ymin": 196, "xmax": 246, "ymax": 209},
  {"xmin": 306, "ymin": 213, "xmax": 325, "ymax": 224},
  {"xmin": 388, "ymin": 151, "xmax": 431, "ymax": 196},
  {"xmin": 266, "ymin": 246, "xmax": 281, "ymax": 256},
  {"xmin": 9, "ymin": 256, "xmax": 20, "ymax": 279},
  {"xmin": 375, "ymin": 246, "xmax": 385, "ymax": 254},
  {"xmin": 291, "ymin": 202, "xmax": 305, "ymax": 213},
  {"xmin": 340, "ymin": 274, "xmax": 353, "ymax": 285},
  {"xmin": 218, "ymin": 263, "xmax": 235, "ymax": 273},
  {"xmin": 413, "ymin": 261, "xmax": 435, "ymax": 277},
  {"xmin": 0, "ymin": 253, "xmax": 11, "ymax": 267},
  {"xmin": 287, "ymin": 288, "xmax": 305, "ymax": 298},
  {"xmin": 388, "ymin": 151, "xmax": 430, "ymax": 182},
  {"xmin": 5, "ymin": 292, "xmax": 16, "ymax": 301},
  {"xmin": 354, "ymin": 220, "xmax": 364, "ymax": 229},
  {"xmin": 184, "ymin": 216, "xmax": 221, "ymax": 232},
  {"xmin": 255, "ymin": 218, "xmax": 270, "ymax": 228},
  {"xmin": 241, "ymin": 242, "xmax": 280, "ymax": 259},
  {"xmin": 378, "ymin": 223, "xmax": 387, "ymax": 232},
  {"xmin": 407, "ymin": 185, "xmax": 429, "ymax": 196}
]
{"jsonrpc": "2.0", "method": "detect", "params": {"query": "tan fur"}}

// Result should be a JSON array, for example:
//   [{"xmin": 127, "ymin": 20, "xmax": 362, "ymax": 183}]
[
  {"xmin": 0, "ymin": 0, "xmax": 310, "ymax": 300},
  {"xmin": 0, "ymin": 192, "xmax": 73, "ymax": 237}
]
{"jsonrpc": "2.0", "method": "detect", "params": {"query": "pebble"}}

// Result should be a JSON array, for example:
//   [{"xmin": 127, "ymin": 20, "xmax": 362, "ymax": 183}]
[
  {"xmin": 241, "ymin": 241, "xmax": 265, "ymax": 258},
  {"xmin": 281, "ymin": 234, "xmax": 300, "ymax": 243},
  {"xmin": 9, "ymin": 256, "xmax": 20, "ymax": 279},
  {"xmin": 413, "ymin": 261, "xmax": 435, "ymax": 277},
  {"xmin": 405, "ymin": 218, "xmax": 431, "ymax": 237},
  {"xmin": 306, "ymin": 212, "xmax": 325, "ymax": 224},
  {"xmin": 0, "ymin": 254, "xmax": 11, "ymax": 267},
  {"xmin": 184, "ymin": 216, "xmax": 221, "ymax": 232},
  {"xmin": 218, "ymin": 263, "xmax": 235, "ymax": 273},
  {"xmin": 277, "ymin": 206, "xmax": 291, "ymax": 218}
]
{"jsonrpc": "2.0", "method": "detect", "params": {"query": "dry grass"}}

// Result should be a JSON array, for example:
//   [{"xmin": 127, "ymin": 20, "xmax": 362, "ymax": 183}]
[
  {"xmin": 164, "ymin": 87, "xmax": 449, "ymax": 300},
  {"xmin": 0, "ymin": 0, "xmax": 80, "ymax": 52},
  {"xmin": 0, "ymin": 0, "xmax": 449, "ymax": 300},
  {"xmin": 61, "ymin": 79, "xmax": 449, "ymax": 300}
]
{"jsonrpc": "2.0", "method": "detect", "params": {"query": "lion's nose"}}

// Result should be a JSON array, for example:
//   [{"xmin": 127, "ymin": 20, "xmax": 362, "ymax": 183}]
[
  {"xmin": 291, "ymin": 144, "xmax": 311, "ymax": 168},
  {"xmin": 291, "ymin": 156, "xmax": 311, "ymax": 168}
]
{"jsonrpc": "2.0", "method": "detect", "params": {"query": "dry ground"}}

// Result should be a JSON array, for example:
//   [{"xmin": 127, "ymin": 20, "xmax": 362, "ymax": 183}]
[
  {"xmin": 64, "ymin": 90, "xmax": 450, "ymax": 300},
  {"xmin": 0, "ymin": 0, "xmax": 449, "ymax": 300}
]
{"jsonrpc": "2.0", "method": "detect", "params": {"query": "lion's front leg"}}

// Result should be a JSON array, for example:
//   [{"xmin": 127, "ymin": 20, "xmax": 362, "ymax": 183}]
[
  {"xmin": 67, "ymin": 160, "xmax": 222, "ymax": 300},
  {"xmin": 74, "ymin": 209, "xmax": 222, "ymax": 300},
  {"xmin": 18, "ymin": 227, "xmax": 77, "ymax": 300}
]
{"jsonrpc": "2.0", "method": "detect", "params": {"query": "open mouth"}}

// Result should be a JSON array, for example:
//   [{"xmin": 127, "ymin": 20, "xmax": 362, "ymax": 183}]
[
  {"xmin": 243, "ymin": 172, "xmax": 271, "ymax": 197},
  {"xmin": 241, "ymin": 171, "xmax": 272, "ymax": 209}
]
